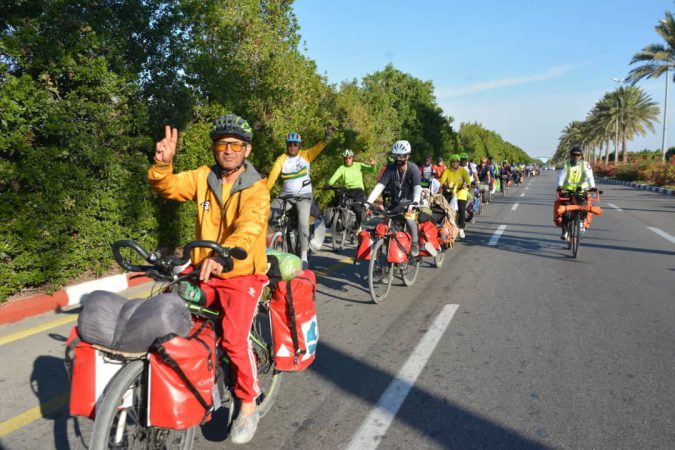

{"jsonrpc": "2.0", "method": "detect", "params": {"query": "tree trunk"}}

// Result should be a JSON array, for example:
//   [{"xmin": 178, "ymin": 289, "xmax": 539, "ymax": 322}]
[
  {"xmin": 604, "ymin": 140, "xmax": 610, "ymax": 164},
  {"xmin": 621, "ymin": 127, "xmax": 627, "ymax": 162}
]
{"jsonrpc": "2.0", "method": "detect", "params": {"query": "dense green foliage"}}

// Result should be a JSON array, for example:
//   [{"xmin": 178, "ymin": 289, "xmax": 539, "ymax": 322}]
[
  {"xmin": 457, "ymin": 123, "xmax": 533, "ymax": 163},
  {"xmin": 0, "ymin": 0, "xmax": 532, "ymax": 301}
]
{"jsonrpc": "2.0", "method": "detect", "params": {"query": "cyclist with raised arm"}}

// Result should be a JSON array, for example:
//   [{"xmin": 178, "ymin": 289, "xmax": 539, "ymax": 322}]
[
  {"xmin": 366, "ymin": 140, "xmax": 424, "ymax": 257},
  {"xmin": 148, "ymin": 115, "xmax": 269, "ymax": 444},
  {"xmin": 325, "ymin": 149, "xmax": 376, "ymax": 231},
  {"xmin": 554, "ymin": 145, "xmax": 596, "ymax": 240},
  {"xmin": 266, "ymin": 127, "xmax": 335, "ymax": 267},
  {"xmin": 440, "ymin": 154, "xmax": 472, "ymax": 239}
]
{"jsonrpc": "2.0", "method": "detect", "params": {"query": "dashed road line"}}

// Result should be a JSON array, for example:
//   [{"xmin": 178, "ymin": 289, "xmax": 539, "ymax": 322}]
[
  {"xmin": 519, "ymin": 192, "xmax": 525, "ymax": 197},
  {"xmin": 647, "ymin": 227, "xmax": 675, "ymax": 246},
  {"xmin": 511, "ymin": 203, "xmax": 519, "ymax": 211},
  {"xmin": 488, "ymin": 225, "xmax": 507, "ymax": 246},
  {"xmin": 346, "ymin": 304, "xmax": 459, "ymax": 450},
  {"xmin": 607, "ymin": 203, "xmax": 623, "ymax": 212}
]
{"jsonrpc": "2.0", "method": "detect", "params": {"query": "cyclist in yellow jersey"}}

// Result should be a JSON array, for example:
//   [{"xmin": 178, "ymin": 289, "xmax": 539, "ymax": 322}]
[
  {"xmin": 267, "ymin": 127, "xmax": 335, "ymax": 266},
  {"xmin": 440, "ymin": 154, "xmax": 472, "ymax": 239}
]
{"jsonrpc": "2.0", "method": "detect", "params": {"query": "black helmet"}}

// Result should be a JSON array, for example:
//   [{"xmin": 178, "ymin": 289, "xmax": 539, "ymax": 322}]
[
  {"xmin": 570, "ymin": 145, "xmax": 583, "ymax": 155},
  {"xmin": 210, "ymin": 114, "xmax": 253, "ymax": 142}
]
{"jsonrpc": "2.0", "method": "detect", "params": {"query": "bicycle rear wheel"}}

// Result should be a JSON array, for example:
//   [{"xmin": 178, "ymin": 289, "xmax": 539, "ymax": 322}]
[
  {"xmin": 368, "ymin": 239, "xmax": 393, "ymax": 304},
  {"xmin": 90, "ymin": 359, "xmax": 196, "ymax": 450}
]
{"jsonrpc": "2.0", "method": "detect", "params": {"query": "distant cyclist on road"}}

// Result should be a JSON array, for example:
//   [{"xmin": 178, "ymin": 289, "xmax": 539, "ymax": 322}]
[
  {"xmin": 420, "ymin": 154, "xmax": 435, "ymax": 186},
  {"xmin": 366, "ymin": 140, "xmax": 424, "ymax": 256},
  {"xmin": 499, "ymin": 160, "xmax": 512, "ymax": 193},
  {"xmin": 476, "ymin": 157, "xmax": 494, "ymax": 203},
  {"xmin": 267, "ymin": 126, "xmax": 335, "ymax": 267},
  {"xmin": 440, "ymin": 154, "xmax": 472, "ymax": 239},
  {"xmin": 554, "ymin": 145, "xmax": 596, "ymax": 240},
  {"xmin": 325, "ymin": 149, "xmax": 376, "ymax": 231},
  {"xmin": 432, "ymin": 157, "xmax": 446, "ymax": 179}
]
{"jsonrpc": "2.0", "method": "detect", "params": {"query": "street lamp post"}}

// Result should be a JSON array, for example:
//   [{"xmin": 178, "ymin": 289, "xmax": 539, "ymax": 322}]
[
  {"xmin": 661, "ymin": 67, "xmax": 669, "ymax": 162},
  {"xmin": 613, "ymin": 78, "xmax": 621, "ymax": 163}
]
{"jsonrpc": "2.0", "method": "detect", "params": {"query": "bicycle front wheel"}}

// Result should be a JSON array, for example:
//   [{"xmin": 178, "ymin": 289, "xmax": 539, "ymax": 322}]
[
  {"xmin": 269, "ymin": 231, "xmax": 286, "ymax": 252},
  {"xmin": 331, "ymin": 216, "xmax": 346, "ymax": 253},
  {"xmin": 571, "ymin": 214, "xmax": 581, "ymax": 258},
  {"xmin": 250, "ymin": 305, "xmax": 283, "ymax": 418},
  {"xmin": 433, "ymin": 251, "xmax": 445, "ymax": 268},
  {"xmin": 368, "ymin": 239, "xmax": 393, "ymax": 304},
  {"xmin": 401, "ymin": 258, "xmax": 420, "ymax": 286},
  {"xmin": 89, "ymin": 360, "xmax": 196, "ymax": 450}
]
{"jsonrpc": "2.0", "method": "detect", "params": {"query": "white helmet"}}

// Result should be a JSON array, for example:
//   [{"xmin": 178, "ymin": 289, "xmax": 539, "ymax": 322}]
[
  {"xmin": 342, "ymin": 149, "xmax": 354, "ymax": 158},
  {"xmin": 391, "ymin": 140, "xmax": 411, "ymax": 155}
]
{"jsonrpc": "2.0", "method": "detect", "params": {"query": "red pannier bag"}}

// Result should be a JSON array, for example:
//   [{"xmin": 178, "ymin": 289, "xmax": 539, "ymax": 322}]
[
  {"xmin": 270, "ymin": 270, "xmax": 319, "ymax": 372},
  {"xmin": 66, "ymin": 327, "xmax": 125, "ymax": 419},
  {"xmin": 148, "ymin": 320, "xmax": 218, "ymax": 430},
  {"xmin": 418, "ymin": 221, "xmax": 441, "ymax": 257},
  {"xmin": 356, "ymin": 230, "xmax": 373, "ymax": 260},
  {"xmin": 387, "ymin": 231, "xmax": 411, "ymax": 263}
]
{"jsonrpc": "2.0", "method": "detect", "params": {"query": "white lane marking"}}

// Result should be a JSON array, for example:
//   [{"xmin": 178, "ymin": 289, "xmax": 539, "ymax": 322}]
[
  {"xmin": 647, "ymin": 227, "xmax": 675, "ymax": 246},
  {"xmin": 519, "ymin": 192, "xmax": 525, "ymax": 197},
  {"xmin": 346, "ymin": 304, "xmax": 459, "ymax": 450},
  {"xmin": 607, "ymin": 203, "xmax": 623, "ymax": 212},
  {"xmin": 525, "ymin": 186, "xmax": 529, "ymax": 190},
  {"xmin": 488, "ymin": 225, "xmax": 507, "ymax": 246},
  {"xmin": 511, "ymin": 203, "xmax": 519, "ymax": 211}
]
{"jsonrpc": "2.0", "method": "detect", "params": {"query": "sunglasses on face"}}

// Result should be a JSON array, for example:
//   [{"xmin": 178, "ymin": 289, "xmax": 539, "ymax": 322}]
[
  {"xmin": 287, "ymin": 142, "xmax": 300, "ymax": 148},
  {"xmin": 214, "ymin": 141, "xmax": 247, "ymax": 153}
]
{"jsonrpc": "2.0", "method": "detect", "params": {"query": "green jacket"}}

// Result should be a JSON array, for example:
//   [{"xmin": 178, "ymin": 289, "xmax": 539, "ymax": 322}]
[{"xmin": 327, "ymin": 162, "xmax": 375, "ymax": 190}]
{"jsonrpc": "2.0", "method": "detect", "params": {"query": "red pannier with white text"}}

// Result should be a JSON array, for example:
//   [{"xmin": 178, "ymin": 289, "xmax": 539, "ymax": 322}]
[
  {"xmin": 147, "ymin": 320, "xmax": 218, "ymax": 429},
  {"xmin": 270, "ymin": 270, "xmax": 319, "ymax": 372},
  {"xmin": 387, "ymin": 231, "xmax": 411, "ymax": 263}
]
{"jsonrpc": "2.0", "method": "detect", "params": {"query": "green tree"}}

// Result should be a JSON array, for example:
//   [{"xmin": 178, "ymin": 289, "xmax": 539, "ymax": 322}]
[{"xmin": 626, "ymin": 10, "xmax": 675, "ymax": 161}]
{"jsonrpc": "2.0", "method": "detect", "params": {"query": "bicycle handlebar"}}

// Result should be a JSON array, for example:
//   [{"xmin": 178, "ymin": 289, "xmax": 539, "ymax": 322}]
[{"xmin": 111, "ymin": 240, "xmax": 247, "ymax": 274}]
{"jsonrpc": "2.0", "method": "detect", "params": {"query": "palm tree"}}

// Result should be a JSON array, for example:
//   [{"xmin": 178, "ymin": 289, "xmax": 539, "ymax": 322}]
[
  {"xmin": 588, "ymin": 92, "xmax": 620, "ymax": 163},
  {"xmin": 627, "ymin": 11, "xmax": 675, "ymax": 161},
  {"xmin": 613, "ymin": 85, "xmax": 660, "ymax": 161}
]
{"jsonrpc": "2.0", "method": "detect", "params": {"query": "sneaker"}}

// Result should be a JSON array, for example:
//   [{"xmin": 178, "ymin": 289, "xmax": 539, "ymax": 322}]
[
  {"xmin": 560, "ymin": 231, "xmax": 568, "ymax": 240},
  {"xmin": 458, "ymin": 229, "xmax": 466, "ymax": 239},
  {"xmin": 423, "ymin": 242, "xmax": 438, "ymax": 257},
  {"xmin": 230, "ymin": 411, "xmax": 259, "ymax": 445},
  {"xmin": 411, "ymin": 242, "xmax": 420, "ymax": 257}
]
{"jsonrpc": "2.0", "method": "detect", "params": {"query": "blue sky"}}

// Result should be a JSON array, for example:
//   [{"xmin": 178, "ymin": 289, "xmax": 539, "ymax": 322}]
[{"xmin": 294, "ymin": 0, "xmax": 675, "ymax": 157}]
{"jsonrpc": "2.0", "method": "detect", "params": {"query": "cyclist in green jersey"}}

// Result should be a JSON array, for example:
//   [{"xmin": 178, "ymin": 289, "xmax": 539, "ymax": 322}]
[{"xmin": 325, "ymin": 149, "xmax": 376, "ymax": 230}]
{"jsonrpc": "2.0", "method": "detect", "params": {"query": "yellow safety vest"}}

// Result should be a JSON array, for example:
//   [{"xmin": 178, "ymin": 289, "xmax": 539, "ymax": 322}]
[{"xmin": 562, "ymin": 161, "xmax": 589, "ymax": 190}]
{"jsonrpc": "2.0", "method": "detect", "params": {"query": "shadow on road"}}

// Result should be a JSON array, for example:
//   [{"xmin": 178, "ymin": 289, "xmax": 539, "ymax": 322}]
[
  {"xmin": 30, "ymin": 355, "xmax": 84, "ymax": 450},
  {"xmin": 300, "ymin": 340, "xmax": 549, "ymax": 449}
]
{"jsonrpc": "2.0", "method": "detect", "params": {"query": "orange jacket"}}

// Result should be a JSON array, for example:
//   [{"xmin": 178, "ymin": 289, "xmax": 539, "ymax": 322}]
[{"xmin": 148, "ymin": 160, "xmax": 270, "ymax": 279}]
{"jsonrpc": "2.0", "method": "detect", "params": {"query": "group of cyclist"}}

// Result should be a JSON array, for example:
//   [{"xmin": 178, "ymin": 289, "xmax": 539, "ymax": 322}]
[{"xmin": 148, "ymin": 113, "xmax": 551, "ymax": 444}]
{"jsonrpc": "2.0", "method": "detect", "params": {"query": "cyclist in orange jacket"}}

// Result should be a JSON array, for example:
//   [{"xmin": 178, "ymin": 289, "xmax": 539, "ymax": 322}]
[{"xmin": 148, "ymin": 115, "xmax": 269, "ymax": 444}]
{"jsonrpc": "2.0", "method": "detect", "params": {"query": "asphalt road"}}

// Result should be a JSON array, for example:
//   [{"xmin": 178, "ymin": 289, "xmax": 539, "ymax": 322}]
[{"xmin": 1, "ymin": 171, "xmax": 674, "ymax": 450}]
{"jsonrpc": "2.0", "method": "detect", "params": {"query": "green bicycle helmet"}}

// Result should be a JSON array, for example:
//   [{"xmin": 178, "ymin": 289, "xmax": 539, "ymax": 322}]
[{"xmin": 210, "ymin": 114, "xmax": 253, "ymax": 142}]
